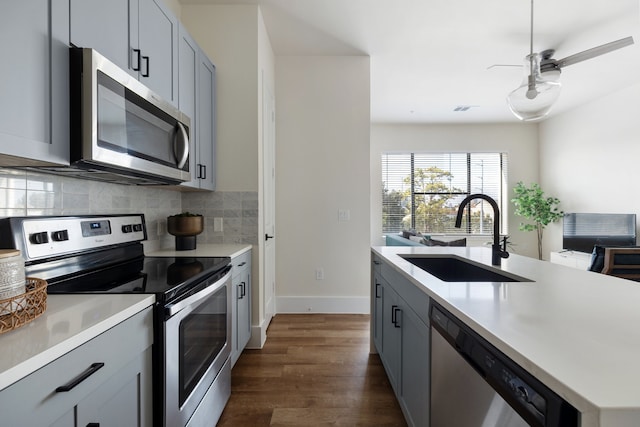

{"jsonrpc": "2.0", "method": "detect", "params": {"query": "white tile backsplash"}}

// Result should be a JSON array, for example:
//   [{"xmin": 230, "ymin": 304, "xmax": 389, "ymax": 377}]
[{"xmin": 0, "ymin": 168, "xmax": 258, "ymax": 249}]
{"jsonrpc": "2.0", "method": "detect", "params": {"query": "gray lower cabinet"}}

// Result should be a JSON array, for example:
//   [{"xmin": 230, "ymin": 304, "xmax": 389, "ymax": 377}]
[
  {"xmin": 231, "ymin": 250, "xmax": 252, "ymax": 366},
  {"xmin": 70, "ymin": 0, "xmax": 178, "ymax": 105},
  {"xmin": 178, "ymin": 25, "xmax": 217, "ymax": 191},
  {"xmin": 372, "ymin": 264, "xmax": 384, "ymax": 353},
  {"xmin": 0, "ymin": 0, "xmax": 69, "ymax": 166},
  {"xmin": 0, "ymin": 307, "xmax": 153, "ymax": 426},
  {"xmin": 371, "ymin": 254, "xmax": 430, "ymax": 427}
]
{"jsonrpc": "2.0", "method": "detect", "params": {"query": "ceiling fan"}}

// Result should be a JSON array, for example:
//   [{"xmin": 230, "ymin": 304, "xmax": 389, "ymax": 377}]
[{"xmin": 505, "ymin": 0, "xmax": 635, "ymax": 121}]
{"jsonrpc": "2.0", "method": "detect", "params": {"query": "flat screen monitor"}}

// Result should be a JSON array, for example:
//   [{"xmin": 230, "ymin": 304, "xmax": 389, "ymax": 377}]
[{"xmin": 563, "ymin": 213, "xmax": 637, "ymax": 253}]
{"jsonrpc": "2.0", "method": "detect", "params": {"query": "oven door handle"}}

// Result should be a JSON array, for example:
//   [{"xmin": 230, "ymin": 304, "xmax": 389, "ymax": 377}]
[{"xmin": 165, "ymin": 269, "xmax": 231, "ymax": 317}]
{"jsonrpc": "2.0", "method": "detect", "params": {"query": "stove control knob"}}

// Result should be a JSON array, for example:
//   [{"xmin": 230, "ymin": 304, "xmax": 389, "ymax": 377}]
[
  {"xmin": 133, "ymin": 224, "xmax": 143, "ymax": 232},
  {"xmin": 122, "ymin": 224, "xmax": 133, "ymax": 233},
  {"xmin": 29, "ymin": 232, "xmax": 49, "ymax": 245},
  {"xmin": 51, "ymin": 230, "xmax": 69, "ymax": 242}
]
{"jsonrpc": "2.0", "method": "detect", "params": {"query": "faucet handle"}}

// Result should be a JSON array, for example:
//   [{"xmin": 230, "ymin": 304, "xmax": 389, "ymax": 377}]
[{"xmin": 501, "ymin": 236, "xmax": 510, "ymax": 258}]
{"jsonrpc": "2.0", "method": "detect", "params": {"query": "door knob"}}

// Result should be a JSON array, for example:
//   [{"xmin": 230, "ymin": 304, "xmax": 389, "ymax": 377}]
[{"xmin": 265, "ymin": 234, "xmax": 274, "ymax": 240}]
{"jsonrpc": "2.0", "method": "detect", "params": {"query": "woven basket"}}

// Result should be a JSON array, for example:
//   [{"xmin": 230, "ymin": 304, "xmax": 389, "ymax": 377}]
[{"xmin": 0, "ymin": 278, "xmax": 47, "ymax": 334}]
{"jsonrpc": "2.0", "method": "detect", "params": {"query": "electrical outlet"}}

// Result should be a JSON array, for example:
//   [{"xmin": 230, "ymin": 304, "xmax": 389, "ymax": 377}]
[
  {"xmin": 315, "ymin": 268, "xmax": 324, "ymax": 280},
  {"xmin": 157, "ymin": 219, "xmax": 166, "ymax": 236},
  {"xmin": 338, "ymin": 209, "xmax": 350, "ymax": 221},
  {"xmin": 214, "ymin": 217, "xmax": 223, "ymax": 232}
]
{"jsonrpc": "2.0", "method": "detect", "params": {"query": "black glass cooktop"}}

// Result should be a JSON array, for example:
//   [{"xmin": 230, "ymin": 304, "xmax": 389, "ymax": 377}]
[{"xmin": 46, "ymin": 256, "xmax": 231, "ymax": 304}]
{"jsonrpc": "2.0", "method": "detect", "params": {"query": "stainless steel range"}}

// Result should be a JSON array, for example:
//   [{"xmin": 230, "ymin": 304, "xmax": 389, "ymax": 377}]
[{"xmin": 0, "ymin": 214, "xmax": 232, "ymax": 427}]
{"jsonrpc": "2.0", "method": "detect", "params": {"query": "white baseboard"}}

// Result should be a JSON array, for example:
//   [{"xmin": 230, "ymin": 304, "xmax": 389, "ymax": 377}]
[
  {"xmin": 276, "ymin": 296, "xmax": 370, "ymax": 314},
  {"xmin": 246, "ymin": 317, "xmax": 269, "ymax": 349}
]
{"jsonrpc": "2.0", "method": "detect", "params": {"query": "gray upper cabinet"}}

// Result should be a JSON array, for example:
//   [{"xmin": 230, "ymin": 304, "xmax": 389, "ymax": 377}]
[
  {"xmin": 197, "ymin": 54, "xmax": 216, "ymax": 191},
  {"xmin": 70, "ymin": 0, "xmax": 178, "ymax": 105},
  {"xmin": 69, "ymin": 0, "xmax": 130, "ymax": 74},
  {"xmin": 0, "ymin": 0, "xmax": 70, "ymax": 166},
  {"xmin": 137, "ymin": 0, "xmax": 179, "ymax": 105},
  {"xmin": 179, "ymin": 24, "xmax": 216, "ymax": 191},
  {"xmin": 178, "ymin": 26, "xmax": 200, "ymax": 189}
]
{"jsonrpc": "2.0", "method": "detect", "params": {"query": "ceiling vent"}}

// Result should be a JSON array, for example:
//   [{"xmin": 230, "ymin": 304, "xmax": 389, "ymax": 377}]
[{"xmin": 454, "ymin": 105, "xmax": 477, "ymax": 112}]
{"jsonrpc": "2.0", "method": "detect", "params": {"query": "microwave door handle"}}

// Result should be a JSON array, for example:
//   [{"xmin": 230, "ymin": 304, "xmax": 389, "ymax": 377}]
[{"xmin": 174, "ymin": 122, "xmax": 189, "ymax": 169}]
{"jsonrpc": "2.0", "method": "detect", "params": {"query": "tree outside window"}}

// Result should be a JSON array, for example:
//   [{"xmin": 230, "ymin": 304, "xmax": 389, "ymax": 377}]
[{"xmin": 382, "ymin": 153, "xmax": 508, "ymax": 235}]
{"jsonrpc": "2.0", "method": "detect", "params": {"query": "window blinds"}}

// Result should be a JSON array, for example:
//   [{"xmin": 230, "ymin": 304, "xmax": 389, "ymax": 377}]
[{"xmin": 382, "ymin": 152, "xmax": 508, "ymax": 234}]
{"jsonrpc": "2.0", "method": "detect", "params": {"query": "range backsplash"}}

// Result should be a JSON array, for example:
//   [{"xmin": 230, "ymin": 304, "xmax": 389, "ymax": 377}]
[{"xmin": 0, "ymin": 168, "xmax": 258, "ymax": 251}]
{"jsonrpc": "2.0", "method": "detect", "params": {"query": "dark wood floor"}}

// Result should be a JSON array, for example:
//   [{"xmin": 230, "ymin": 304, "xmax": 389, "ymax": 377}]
[{"xmin": 217, "ymin": 314, "xmax": 407, "ymax": 426}]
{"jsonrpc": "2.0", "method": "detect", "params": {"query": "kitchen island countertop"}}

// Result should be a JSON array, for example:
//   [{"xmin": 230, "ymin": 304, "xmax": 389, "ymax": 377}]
[
  {"xmin": 0, "ymin": 294, "xmax": 154, "ymax": 391},
  {"xmin": 373, "ymin": 246, "xmax": 640, "ymax": 427}
]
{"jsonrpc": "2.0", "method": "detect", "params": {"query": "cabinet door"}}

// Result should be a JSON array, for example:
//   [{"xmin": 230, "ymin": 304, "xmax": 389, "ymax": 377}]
[
  {"xmin": 231, "ymin": 252, "xmax": 252, "ymax": 366},
  {"xmin": 69, "ymin": 0, "xmax": 133, "ymax": 77},
  {"xmin": 138, "ymin": 0, "xmax": 178, "ymax": 105},
  {"xmin": 77, "ymin": 348, "xmax": 153, "ymax": 427},
  {"xmin": 236, "ymin": 267, "xmax": 251, "ymax": 356},
  {"xmin": 372, "ymin": 271, "xmax": 384, "ymax": 353},
  {"xmin": 196, "ymin": 53, "xmax": 216, "ymax": 191},
  {"xmin": 178, "ymin": 25, "xmax": 199, "ymax": 189},
  {"xmin": 381, "ymin": 281, "xmax": 401, "ymax": 392},
  {"xmin": 398, "ymin": 303, "xmax": 430, "ymax": 427},
  {"xmin": 0, "ymin": 0, "xmax": 69, "ymax": 166}
]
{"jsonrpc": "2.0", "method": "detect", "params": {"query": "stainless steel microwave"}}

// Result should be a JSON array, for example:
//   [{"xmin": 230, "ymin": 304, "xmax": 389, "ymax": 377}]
[{"xmin": 66, "ymin": 47, "xmax": 191, "ymax": 185}]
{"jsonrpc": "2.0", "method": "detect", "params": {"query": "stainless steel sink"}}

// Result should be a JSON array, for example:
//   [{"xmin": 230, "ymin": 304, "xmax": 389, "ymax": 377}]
[{"xmin": 400, "ymin": 255, "xmax": 532, "ymax": 282}]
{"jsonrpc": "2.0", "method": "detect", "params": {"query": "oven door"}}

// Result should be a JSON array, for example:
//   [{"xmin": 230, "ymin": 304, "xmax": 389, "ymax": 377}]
[{"xmin": 163, "ymin": 271, "xmax": 231, "ymax": 427}]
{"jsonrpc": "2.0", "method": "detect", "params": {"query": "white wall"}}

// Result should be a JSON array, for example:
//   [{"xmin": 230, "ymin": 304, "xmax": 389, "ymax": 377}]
[
  {"xmin": 181, "ymin": 5, "xmax": 259, "ymax": 192},
  {"xmin": 539, "ymin": 82, "xmax": 640, "ymax": 256},
  {"xmin": 370, "ymin": 123, "xmax": 540, "ymax": 258},
  {"xmin": 275, "ymin": 55, "xmax": 371, "ymax": 313},
  {"xmin": 162, "ymin": 0, "xmax": 181, "ymax": 19},
  {"xmin": 181, "ymin": 5, "xmax": 275, "ymax": 345}
]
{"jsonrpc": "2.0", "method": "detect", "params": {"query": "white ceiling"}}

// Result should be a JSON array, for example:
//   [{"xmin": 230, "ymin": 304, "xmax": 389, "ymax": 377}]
[{"xmin": 180, "ymin": 0, "xmax": 640, "ymax": 123}]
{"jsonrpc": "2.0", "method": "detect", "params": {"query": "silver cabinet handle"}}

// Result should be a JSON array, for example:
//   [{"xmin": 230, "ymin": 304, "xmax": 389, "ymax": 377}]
[{"xmin": 174, "ymin": 122, "xmax": 189, "ymax": 169}]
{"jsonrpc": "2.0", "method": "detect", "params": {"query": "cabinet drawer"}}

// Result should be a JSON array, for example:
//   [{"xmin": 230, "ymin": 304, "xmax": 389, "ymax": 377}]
[
  {"xmin": 232, "ymin": 251, "xmax": 251, "ymax": 277},
  {"xmin": 0, "ymin": 307, "xmax": 153, "ymax": 425}
]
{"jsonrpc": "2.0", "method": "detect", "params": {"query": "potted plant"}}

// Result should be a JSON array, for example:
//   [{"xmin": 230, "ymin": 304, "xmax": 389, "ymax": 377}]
[
  {"xmin": 511, "ymin": 182, "xmax": 563, "ymax": 260},
  {"xmin": 167, "ymin": 212, "xmax": 204, "ymax": 250}
]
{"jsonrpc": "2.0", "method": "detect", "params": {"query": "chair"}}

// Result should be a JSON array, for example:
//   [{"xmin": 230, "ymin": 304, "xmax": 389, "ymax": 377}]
[{"xmin": 598, "ymin": 247, "xmax": 640, "ymax": 281}]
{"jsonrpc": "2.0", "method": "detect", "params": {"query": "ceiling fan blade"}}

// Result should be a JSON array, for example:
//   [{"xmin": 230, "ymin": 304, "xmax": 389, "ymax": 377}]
[
  {"xmin": 557, "ymin": 36, "xmax": 634, "ymax": 68},
  {"xmin": 487, "ymin": 64, "xmax": 520, "ymax": 70}
]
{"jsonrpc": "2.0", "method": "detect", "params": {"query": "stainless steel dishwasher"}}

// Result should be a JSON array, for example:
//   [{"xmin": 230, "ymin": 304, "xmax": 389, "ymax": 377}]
[{"xmin": 430, "ymin": 302, "xmax": 578, "ymax": 427}]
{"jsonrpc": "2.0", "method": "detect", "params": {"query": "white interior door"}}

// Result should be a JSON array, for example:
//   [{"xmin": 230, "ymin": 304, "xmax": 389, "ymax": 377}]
[{"xmin": 263, "ymin": 78, "xmax": 276, "ymax": 325}]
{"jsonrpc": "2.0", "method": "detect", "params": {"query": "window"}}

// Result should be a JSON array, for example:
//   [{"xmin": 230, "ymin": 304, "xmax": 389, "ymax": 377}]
[{"xmin": 382, "ymin": 152, "xmax": 508, "ymax": 235}]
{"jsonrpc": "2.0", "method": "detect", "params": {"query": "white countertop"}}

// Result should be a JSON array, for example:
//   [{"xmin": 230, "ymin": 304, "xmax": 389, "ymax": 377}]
[
  {"xmin": 373, "ymin": 246, "xmax": 640, "ymax": 427},
  {"xmin": 147, "ymin": 243, "xmax": 252, "ymax": 259},
  {"xmin": 0, "ymin": 294, "xmax": 154, "ymax": 391},
  {"xmin": 0, "ymin": 244, "xmax": 250, "ymax": 393}
]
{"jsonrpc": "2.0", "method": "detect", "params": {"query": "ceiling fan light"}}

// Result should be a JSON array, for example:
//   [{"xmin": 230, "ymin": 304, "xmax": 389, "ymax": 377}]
[{"xmin": 507, "ymin": 53, "xmax": 561, "ymax": 121}]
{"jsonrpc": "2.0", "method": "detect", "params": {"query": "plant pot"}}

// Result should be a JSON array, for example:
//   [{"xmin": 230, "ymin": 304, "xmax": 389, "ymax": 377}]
[{"xmin": 167, "ymin": 215, "xmax": 204, "ymax": 250}]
